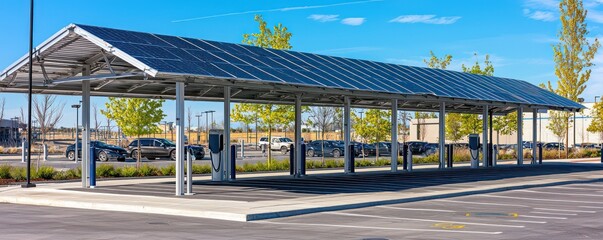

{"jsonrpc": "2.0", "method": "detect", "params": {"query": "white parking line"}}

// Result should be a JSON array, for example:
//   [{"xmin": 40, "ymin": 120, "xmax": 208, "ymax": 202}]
[
  {"xmin": 548, "ymin": 186, "xmax": 603, "ymax": 191},
  {"xmin": 520, "ymin": 215, "xmax": 567, "ymax": 220},
  {"xmin": 507, "ymin": 219, "xmax": 547, "ymax": 224},
  {"xmin": 579, "ymin": 206, "xmax": 603, "ymax": 209},
  {"xmin": 530, "ymin": 211, "xmax": 577, "ymax": 216},
  {"xmin": 516, "ymin": 189, "xmax": 603, "ymax": 197},
  {"xmin": 257, "ymin": 221, "xmax": 503, "ymax": 235},
  {"xmin": 533, "ymin": 208, "xmax": 596, "ymax": 213},
  {"xmin": 323, "ymin": 212, "xmax": 525, "ymax": 228},
  {"xmin": 376, "ymin": 206, "xmax": 457, "ymax": 213},
  {"xmin": 481, "ymin": 194, "xmax": 603, "ymax": 204},
  {"xmin": 433, "ymin": 199, "xmax": 529, "ymax": 207}
]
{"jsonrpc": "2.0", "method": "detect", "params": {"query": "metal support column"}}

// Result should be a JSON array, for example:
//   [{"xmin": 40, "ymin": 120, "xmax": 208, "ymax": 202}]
[
  {"xmin": 482, "ymin": 105, "xmax": 489, "ymax": 167},
  {"xmin": 532, "ymin": 109, "xmax": 538, "ymax": 165},
  {"xmin": 81, "ymin": 67, "xmax": 90, "ymax": 188},
  {"xmin": 224, "ymin": 86, "xmax": 231, "ymax": 180},
  {"xmin": 344, "ymin": 96, "xmax": 352, "ymax": 173},
  {"xmin": 294, "ymin": 94, "xmax": 303, "ymax": 177},
  {"xmin": 175, "ymin": 82, "xmax": 185, "ymax": 195},
  {"xmin": 438, "ymin": 102, "xmax": 446, "ymax": 169},
  {"xmin": 517, "ymin": 107, "xmax": 524, "ymax": 165},
  {"xmin": 391, "ymin": 99, "xmax": 398, "ymax": 172}
]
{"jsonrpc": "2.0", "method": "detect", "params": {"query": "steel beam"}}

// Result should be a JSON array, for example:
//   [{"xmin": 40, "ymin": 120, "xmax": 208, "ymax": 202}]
[
  {"xmin": 532, "ymin": 109, "xmax": 537, "ymax": 165},
  {"xmin": 482, "ymin": 105, "xmax": 489, "ymax": 167},
  {"xmin": 517, "ymin": 107, "xmax": 524, "ymax": 165},
  {"xmin": 224, "ymin": 86, "xmax": 232, "ymax": 180},
  {"xmin": 175, "ymin": 82, "xmax": 185, "ymax": 195},
  {"xmin": 391, "ymin": 99, "xmax": 398, "ymax": 172},
  {"xmin": 439, "ymin": 102, "xmax": 446, "ymax": 169},
  {"xmin": 81, "ymin": 66, "xmax": 90, "ymax": 188},
  {"xmin": 295, "ymin": 94, "xmax": 303, "ymax": 177},
  {"xmin": 344, "ymin": 96, "xmax": 352, "ymax": 173}
]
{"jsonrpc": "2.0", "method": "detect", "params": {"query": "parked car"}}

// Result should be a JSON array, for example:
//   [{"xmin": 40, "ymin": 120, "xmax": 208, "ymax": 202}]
[
  {"xmin": 306, "ymin": 140, "xmax": 345, "ymax": 158},
  {"xmin": 542, "ymin": 142, "xmax": 565, "ymax": 151},
  {"xmin": 423, "ymin": 143, "xmax": 439, "ymax": 156},
  {"xmin": 127, "ymin": 138, "xmax": 205, "ymax": 160},
  {"xmin": 407, "ymin": 141, "xmax": 428, "ymax": 155},
  {"xmin": 259, "ymin": 136, "xmax": 293, "ymax": 154},
  {"xmin": 333, "ymin": 141, "xmax": 365, "ymax": 157},
  {"xmin": 66, "ymin": 141, "xmax": 128, "ymax": 162},
  {"xmin": 360, "ymin": 143, "xmax": 377, "ymax": 156},
  {"xmin": 574, "ymin": 143, "xmax": 600, "ymax": 150},
  {"xmin": 374, "ymin": 142, "xmax": 392, "ymax": 156}
]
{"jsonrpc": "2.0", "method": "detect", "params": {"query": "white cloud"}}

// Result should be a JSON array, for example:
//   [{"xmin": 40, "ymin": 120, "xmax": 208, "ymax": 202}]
[
  {"xmin": 341, "ymin": 18, "xmax": 366, "ymax": 26},
  {"xmin": 523, "ymin": 8, "xmax": 556, "ymax": 21},
  {"xmin": 524, "ymin": 0, "xmax": 559, "ymax": 10},
  {"xmin": 172, "ymin": 0, "xmax": 382, "ymax": 22},
  {"xmin": 389, "ymin": 15, "xmax": 461, "ymax": 24},
  {"xmin": 308, "ymin": 14, "xmax": 340, "ymax": 22},
  {"xmin": 587, "ymin": 9, "xmax": 603, "ymax": 23}
]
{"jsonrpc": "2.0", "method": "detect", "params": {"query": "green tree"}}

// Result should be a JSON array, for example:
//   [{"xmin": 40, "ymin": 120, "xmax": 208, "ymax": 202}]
[
  {"xmin": 492, "ymin": 111, "xmax": 518, "ymax": 145},
  {"xmin": 445, "ymin": 113, "xmax": 463, "ymax": 142},
  {"xmin": 548, "ymin": 110, "xmax": 569, "ymax": 157},
  {"xmin": 231, "ymin": 103, "xmax": 257, "ymax": 144},
  {"xmin": 102, "ymin": 98, "xmax": 165, "ymax": 166},
  {"xmin": 587, "ymin": 101, "xmax": 603, "ymax": 143},
  {"xmin": 548, "ymin": 0, "xmax": 600, "ymax": 156},
  {"xmin": 458, "ymin": 53, "xmax": 496, "ymax": 136},
  {"xmin": 239, "ymin": 14, "xmax": 294, "ymax": 162},
  {"xmin": 424, "ymin": 51, "xmax": 452, "ymax": 70},
  {"xmin": 353, "ymin": 109, "xmax": 391, "ymax": 159},
  {"xmin": 243, "ymin": 14, "xmax": 292, "ymax": 50},
  {"xmin": 309, "ymin": 106, "xmax": 336, "ymax": 164}
]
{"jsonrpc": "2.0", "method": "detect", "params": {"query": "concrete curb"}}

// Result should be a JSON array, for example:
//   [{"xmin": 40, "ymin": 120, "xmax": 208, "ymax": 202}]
[{"xmin": 2, "ymin": 167, "xmax": 601, "ymax": 222}]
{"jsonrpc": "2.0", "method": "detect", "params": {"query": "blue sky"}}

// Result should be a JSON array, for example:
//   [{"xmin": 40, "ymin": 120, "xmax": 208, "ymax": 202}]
[{"xmin": 0, "ymin": 0, "xmax": 602, "ymax": 128}]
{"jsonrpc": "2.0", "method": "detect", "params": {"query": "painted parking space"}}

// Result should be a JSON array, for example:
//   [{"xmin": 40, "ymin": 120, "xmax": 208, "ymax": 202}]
[{"xmin": 262, "ymin": 180, "xmax": 603, "ymax": 239}]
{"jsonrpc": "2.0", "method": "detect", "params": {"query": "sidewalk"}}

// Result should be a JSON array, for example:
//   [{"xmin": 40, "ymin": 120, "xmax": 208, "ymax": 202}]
[{"xmin": 1, "ymin": 161, "xmax": 601, "ymax": 222}]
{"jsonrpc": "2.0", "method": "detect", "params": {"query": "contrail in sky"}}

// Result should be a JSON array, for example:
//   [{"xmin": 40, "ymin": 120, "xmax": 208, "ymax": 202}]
[{"xmin": 171, "ymin": 0, "xmax": 383, "ymax": 23}]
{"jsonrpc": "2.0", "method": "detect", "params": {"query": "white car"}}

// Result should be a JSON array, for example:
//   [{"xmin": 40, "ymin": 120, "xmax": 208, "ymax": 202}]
[{"xmin": 259, "ymin": 137, "xmax": 294, "ymax": 154}]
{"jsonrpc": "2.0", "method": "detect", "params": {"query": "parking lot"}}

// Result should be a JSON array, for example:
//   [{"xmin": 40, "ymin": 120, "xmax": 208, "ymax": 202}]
[{"xmin": 3, "ymin": 163, "xmax": 602, "ymax": 240}]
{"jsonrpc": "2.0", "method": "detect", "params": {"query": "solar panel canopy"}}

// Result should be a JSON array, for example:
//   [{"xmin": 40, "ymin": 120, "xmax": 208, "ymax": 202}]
[{"xmin": 0, "ymin": 24, "xmax": 584, "ymax": 113}]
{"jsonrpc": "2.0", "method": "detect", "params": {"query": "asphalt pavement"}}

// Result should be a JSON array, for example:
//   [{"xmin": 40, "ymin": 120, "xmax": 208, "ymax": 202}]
[{"xmin": 2, "ymin": 177, "xmax": 602, "ymax": 240}]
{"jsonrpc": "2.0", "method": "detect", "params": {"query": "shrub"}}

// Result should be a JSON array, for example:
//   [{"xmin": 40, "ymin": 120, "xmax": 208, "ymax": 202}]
[
  {"xmin": 9, "ymin": 167, "xmax": 26, "ymax": 181},
  {"xmin": 96, "ymin": 165, "xmax": 119, "ymax": 178},
  {"xmin": 65, "ymin": 167, "xmax": 81, "ymax": 179},
  {"xmin": 0, "ymin": 165, "xmax": 11, "ymax": 179},
  {"xmin": 160, "ymin": 165, "xmax": 176, "ymax": 176},
  {"xmin": 53, "ymin": 171, "xmax": 71, "ymax": 180},
  {"xmin": 36, "ymin": 166, "xmax": 56, "ymax": 180},
  {"xmin": 118, "ymin": 166, "xmax": 139, "ymax": 177},
  {"xmin": 139, "ymin": 164, "xmax": 160, "ymax": 176},
  {"xmin": 191, "ymin": 164, "xmax": 211, "ymax": 174}
]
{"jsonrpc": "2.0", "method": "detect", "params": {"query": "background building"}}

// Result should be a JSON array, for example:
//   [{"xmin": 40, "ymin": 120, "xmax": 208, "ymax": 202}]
[
  {"xmin": 0, "ymin": 118, "xmax": 21, "ymax": 147},
  {"xmin": 410, "ymin": 102, "xmax": 601, "ymax": 145}
]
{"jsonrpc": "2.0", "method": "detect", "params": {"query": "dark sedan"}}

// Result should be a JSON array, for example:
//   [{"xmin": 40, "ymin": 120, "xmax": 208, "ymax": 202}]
[
  {"xmin": 128, "ymin": 138, "xmax": 205, "ymax": 160},
  {"xmin": 66, "ymin": 141, "xmax": 128, "ymax": 162},
  {"xmin": 306, "ymin": 140, "xmax": 345, "ymax": 158},
  {"xmin": 407, "ymin": 141, "xmax": 428, "ymax": 155}
]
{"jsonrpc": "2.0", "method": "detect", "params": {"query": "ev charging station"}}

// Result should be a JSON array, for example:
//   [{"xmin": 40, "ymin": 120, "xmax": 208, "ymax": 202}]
[
  {"xmin": 209, "ymin": 129, "xmax": 225, "ymax": 182},
  {"xmin": 469, "ymin": 134, "xmax": 480, "ymax": 168}
]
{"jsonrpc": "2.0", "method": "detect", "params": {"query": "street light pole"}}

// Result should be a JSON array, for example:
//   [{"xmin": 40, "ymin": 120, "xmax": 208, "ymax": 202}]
[
  {"xmin": 195, "ymin": 113, "xmax": 202, "ymax": 144},
  {"xmin": 204, "ymin": 112, "xmax": 209, "ymax": 144},
  {"xmin": 204, "ymin": 110, "xmax": 215, "ymax": 144},
  {"xmin": 596, "ymin": 96, "xmax": 600, "ymax": 103},
  {"xmin": 22, "ymin": 0, "xmax": 36, "ymax": 188},
  {"xmin": 71, "ymin": 104, "xmax": 81, "ymax": 162}
]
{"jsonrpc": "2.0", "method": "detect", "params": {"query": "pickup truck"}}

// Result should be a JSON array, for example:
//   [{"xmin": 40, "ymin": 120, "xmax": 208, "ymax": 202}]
[{"xmin": 259, "ymin": 136, "xmax": 293, "ymax": 154}]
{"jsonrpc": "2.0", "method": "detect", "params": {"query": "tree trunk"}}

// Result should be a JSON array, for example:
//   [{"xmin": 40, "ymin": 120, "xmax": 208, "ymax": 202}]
[
  {"xmin": 267, "ymin": 125, "xmax": 272, "ymax": 166},
  {"xmin": 137, "ymin": 134, "xmax": 141, "ymax": 168},
  {"xmin": 321, "ymin": 130, "xmax": 325, "ymax": 165}
]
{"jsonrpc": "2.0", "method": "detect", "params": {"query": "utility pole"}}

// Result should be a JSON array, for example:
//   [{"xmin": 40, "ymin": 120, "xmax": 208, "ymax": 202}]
[
  {"xmin": 195, "ymin": 113, "xmax": 203, "ymax": 144},
  {"xmin": 204, "ymin": 110, "xmax": 215, "ymax": 144},
  {"xmin": 22, "ymin": 0, "xmax": 36, "ymax": 188}
]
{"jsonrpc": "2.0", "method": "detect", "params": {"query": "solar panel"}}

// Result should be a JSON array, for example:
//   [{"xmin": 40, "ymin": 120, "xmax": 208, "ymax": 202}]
[{"xmin": 75, "ymin": 24, "xmax": 583, "ymax": 110}]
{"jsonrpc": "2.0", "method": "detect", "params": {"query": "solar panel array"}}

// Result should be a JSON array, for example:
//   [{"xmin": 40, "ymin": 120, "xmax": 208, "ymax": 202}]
[{"xmin": 76, "ymin": 24, "xmax": 582, "ymax": 110}]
